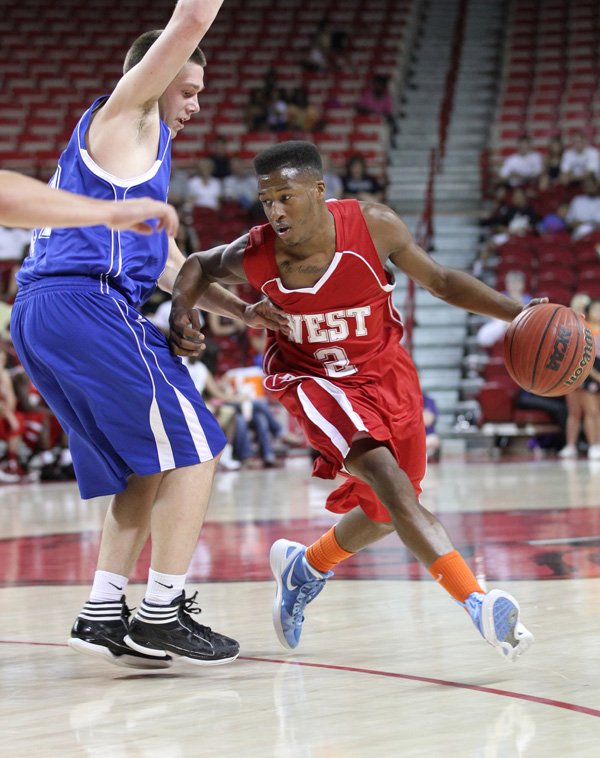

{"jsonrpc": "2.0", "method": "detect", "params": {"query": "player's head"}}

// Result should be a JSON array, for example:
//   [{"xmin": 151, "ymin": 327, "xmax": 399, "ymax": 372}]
[
  {"xmin": 123, "ymin": 30, "xmax": 206, "ymax": 137},
  {"xmin": 254, "ymin": 141, "xmax": 327, "ymax": 246}
]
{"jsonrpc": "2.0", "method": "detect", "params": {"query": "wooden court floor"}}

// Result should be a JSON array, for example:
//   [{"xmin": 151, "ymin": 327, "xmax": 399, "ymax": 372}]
[{"xmin": 1, "ymin": 453, "xmax": 600, "ymax": 757}]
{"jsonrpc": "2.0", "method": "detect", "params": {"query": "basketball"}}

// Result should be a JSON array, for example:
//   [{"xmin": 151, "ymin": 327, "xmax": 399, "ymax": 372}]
[{"xmin": 503, "ymin": 304, "xmax": 596, "ymax": 397}]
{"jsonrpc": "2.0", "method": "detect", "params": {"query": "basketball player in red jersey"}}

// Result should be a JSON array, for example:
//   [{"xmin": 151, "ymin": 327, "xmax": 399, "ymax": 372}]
[{"xmin": 169, "ymin": 141, "xmax": 541, "ymax": 661}]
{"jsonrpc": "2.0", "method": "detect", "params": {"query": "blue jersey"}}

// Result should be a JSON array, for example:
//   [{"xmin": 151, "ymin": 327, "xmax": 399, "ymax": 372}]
[{"xmin": 17, "ymin": 96, "xmax": 172, "ymax": 307}]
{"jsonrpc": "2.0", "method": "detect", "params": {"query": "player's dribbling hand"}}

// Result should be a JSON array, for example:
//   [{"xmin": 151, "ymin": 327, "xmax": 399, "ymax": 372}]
[
  {"xmin": 521, "ymin": 297, "xmax": 549, "ymax": 312},
  {"xmin": 169, "ymin": 306, "xmax": 206, "ymax": 356},
  {"xmin": 243, "ymin": 299, "xmax": 291, "ymax": 336},
  {"xmin": 107, "ymin": 199, "xmax": 180, "ymax": 237}
]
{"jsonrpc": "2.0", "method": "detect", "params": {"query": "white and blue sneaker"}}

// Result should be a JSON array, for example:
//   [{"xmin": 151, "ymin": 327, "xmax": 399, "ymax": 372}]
[
  {"xmin": 464, "ymin": 589, "xmax": 534, "ymax": 661},
  {"xmin": 270, "ymin": 539, "xmax": 333, "ymax": 649}
]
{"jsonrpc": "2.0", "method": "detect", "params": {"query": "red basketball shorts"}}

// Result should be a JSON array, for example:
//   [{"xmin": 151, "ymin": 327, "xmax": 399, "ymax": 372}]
[{"xmin": 273, "ymin": 365, "xmax": 425, "ymax": 523}]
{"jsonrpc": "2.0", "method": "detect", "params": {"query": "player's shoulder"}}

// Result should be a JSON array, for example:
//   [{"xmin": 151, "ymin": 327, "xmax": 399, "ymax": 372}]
[
  {"xmin": 224, "ymin": 232, "xmax": 251, "ymax": 256},
  {"xmin": 358, "ymin": 201, "xmax": 409, "ymax": 239}
]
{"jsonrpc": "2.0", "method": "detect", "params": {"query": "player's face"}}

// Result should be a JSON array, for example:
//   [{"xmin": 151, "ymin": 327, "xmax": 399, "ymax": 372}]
[
  {"xmin": 159, "ymin": 62, "xmax": 204, "ymax": 138},
  {"xmin": 257, "ymin": 169, "xmax": 325, "ymax": 246}
]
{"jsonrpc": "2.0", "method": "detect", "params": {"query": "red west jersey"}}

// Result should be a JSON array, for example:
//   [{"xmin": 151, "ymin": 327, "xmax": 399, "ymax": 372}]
[{"xmin": 243, "ymin": 199, "xmax": 413, "ymax": 390}]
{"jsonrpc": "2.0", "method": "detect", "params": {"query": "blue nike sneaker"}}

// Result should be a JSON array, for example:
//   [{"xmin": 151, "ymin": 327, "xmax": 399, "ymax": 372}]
[
  {"xmin": 269, "ymin": 539, "xmax": 333, "ymax": 649},
  {"xmin": 464, "ymin": 589, "xmax": 534, "ymax": 661}
]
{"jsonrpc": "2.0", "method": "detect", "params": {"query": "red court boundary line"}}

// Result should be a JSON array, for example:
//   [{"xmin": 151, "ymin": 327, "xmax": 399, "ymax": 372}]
[{"xmin": 1, "ymin": 640, "xmax": 598, "ymax": 718}]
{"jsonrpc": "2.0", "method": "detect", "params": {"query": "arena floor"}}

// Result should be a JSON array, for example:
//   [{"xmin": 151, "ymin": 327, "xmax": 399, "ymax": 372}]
[{"xmin": 1, "ymin": 453, "xmax": 599, "ymax": 756}]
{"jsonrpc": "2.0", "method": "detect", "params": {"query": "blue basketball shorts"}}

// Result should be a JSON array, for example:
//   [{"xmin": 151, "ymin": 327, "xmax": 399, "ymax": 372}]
[{"xmin": 11, "ymin": 276, "xmax": 226, "ymax": 499}]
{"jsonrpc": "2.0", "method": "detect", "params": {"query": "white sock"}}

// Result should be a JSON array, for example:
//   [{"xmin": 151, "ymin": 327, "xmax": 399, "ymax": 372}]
[
  {"xmin": 89, "ymin": 570, "xmax": 128, "ymax": 602},
  {"xmin": 145, "ymin": 568, "xmax": 186, "ymax": 605}
]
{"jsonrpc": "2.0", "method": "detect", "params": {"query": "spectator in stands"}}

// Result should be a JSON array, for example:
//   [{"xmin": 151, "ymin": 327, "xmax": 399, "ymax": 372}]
[
  {"xmin": 474, "ymin": 187, "xmax": 538, "ymax": 276},
  {"xmin": 583, "ymin": 299, "xmax": 600, "ymax": 459},
  {"xmin": 322, "ymin": 154, "xmax": 343, "ymax": 200},
  {"xmin": 208, "ymin": 135, "xmax": 232, "ymax": 179},
  {"xmin": 11, "ymin": 365, "xmax": 74, "ymax": 480},
  {"xmin": 488, "ymin": 188, "xmax": 539, "ymax": 249},
  {"xmin": 423, "ymin": 394, "xmax": 440, "ymax": 463},
  {"xmin": 342, "ymin": 154, "xmax": 384, "ymax": 202},
  {"xmin": 559, "ymin": 297, "xmax": 600, "ymax": 459},
  {"xmin": 538, "ymin": 201, "xmax": 570, "ymax": 235},
  {"xmin": 479, "ymin": 185, "xmax": 511, "ymax": 230},
  {"xmin": 174, "ymin": 214, "xmax": 200, "ymax": 256},
  {"xmin": 0, "ymin": 346, "xmax": 26, "ymax": 481},
  {"xmin": 539, "ymin": 136, "xmax": 564, "ymax": 190},
  {"xmin": 356, "ymin": 74, "xmax": 397, "ymax": 140},
  {"xmin": 184, "ymin": 353, "xmax": 247, "ymax": 470},
  {"xmin": 0, "ymin": 225, "xmax": 31, "ymax": 263},
  {"xmin": 245, "ymin": 88, "xmax": 270, "ymax": 131},
  {"xmin": 222, "ymin": 157, "xmax": 260, "ymax": 216},
  {"xmin": 303, "ymin": 17, "xmax": 333, "ymax": 72},
  {"xmin": 287, "ymin": 87, "xmax": 323, "ymax": 133},
  {"xmin": 167, "ymin": 165, "xmax": 192, "ymax": 209},
  {"xmin": 267, "ymin": 88, "xmax": 290, "ymax": 132},
  {"xmin": 565, "ymin": 177, "xmax": 600, "ymax": 240},
  {"xmin": 499, "ymin": 136, "xmax": 543, "ymax": 188},
  {"xmin": 186, "ymin": 157, "xmax": 222, "ymax": 211},
  {"xmin": 560, "ymin": 132, "xmax": 600, "ymax": 186}
]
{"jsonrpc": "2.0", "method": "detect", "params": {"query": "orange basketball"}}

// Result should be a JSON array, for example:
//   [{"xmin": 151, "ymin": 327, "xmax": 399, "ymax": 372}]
[{"xmin": 503, "ymin": 304, "xmax": 596, "ymax": 397}]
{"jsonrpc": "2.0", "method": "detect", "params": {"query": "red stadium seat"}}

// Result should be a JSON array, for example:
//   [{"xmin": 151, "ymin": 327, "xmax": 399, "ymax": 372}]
[{"xmin": 478, "ymin": 381, "xmax": 519, "ymax": 423}]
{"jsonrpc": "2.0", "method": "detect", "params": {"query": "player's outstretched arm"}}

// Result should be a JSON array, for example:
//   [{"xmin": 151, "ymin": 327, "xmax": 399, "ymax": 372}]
[
  {"xmin": 363, "ymin": 202, "xmax": 546, "ymax": 322},
  {"xmin": 106, "ymin": 0, "xmax": 224, "ymax": 114},
  {"xmin": 169, "ymin": 235, "xmax": 289, "ymax": 356},
  {"xmin": 0, "ymin": 170, "xmax": 179, "ymax": 235}
]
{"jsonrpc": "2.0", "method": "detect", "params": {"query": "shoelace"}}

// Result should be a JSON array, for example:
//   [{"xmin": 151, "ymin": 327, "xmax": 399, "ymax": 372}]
[
  {"xmin": 182, "ymin": 591, "xmax": 214, "ymax": 636},
  {"xmin": 291, "ymin": 578, "xmax": 327, "ymax": 628}
]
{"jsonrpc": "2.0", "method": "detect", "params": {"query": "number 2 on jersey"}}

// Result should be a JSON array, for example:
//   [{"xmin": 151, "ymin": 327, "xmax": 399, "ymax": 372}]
[{"xmin": 314, "ymin": 347, "xmax": 357, "ymax": 378}]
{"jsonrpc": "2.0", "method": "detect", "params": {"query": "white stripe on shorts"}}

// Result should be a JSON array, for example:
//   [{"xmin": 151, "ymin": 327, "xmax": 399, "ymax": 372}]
[
  {"xmin": 313, "ymin": 377, "xmax": 368, "ymax": 433},
  {"xmin": 297, "ymin": 383, "xmax": 349, "ymax": 458},
  {"xmin": 113, "ymin": 299, "xmax": 175, "ymax": 470},
  {"xmin": 138, "ymin": 317, "xmax": 212, "ymax": 461}
]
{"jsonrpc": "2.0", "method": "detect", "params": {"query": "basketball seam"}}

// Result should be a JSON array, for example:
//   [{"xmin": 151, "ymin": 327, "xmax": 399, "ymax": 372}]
[{"xmin": 530, "ymin": 306, "xmax": 561, "ymax": 391}]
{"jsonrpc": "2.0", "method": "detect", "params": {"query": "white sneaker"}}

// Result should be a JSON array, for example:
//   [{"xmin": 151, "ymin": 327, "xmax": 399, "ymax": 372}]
[
  {"xmin": 219, "ymin": 443, "xmax": 241, "ymax": 471},
  {"xmin": 588, "ymin": 445, "xmax": 600, "ymax": 460},
  {"xmin": 0, "ymin": 468, "xmax": 21, "ymax": 484},
  {"xmin": 464, "ymin": 590, "xmax": 534, "ymax": 662},
  {"xmin": 558, "ymin": 445, "xmax": 577, "ymax": 459}
]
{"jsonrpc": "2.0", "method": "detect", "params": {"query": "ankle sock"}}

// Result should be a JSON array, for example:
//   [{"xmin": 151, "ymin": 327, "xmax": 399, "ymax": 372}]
[
  {"xmin": 144, "ymin": 569, "xmax": 186, "ymax": 605},
  {"xmin": 89, "ymin": 570, "xmax": 128, "ymax": 603},
  {"xmin": 428, "ymin": 550, "xmax": 485, "ymax": 603},
  {"xmin": 305, "ymin": 527, "xmax": 354, "ymax": 573}
]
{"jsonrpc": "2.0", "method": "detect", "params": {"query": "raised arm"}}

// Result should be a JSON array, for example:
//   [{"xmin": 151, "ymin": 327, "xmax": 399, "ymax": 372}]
[
  {"xmin": 362, "ymin": 202, "xmax": 544, "ymax": 321},
  {"xmin": 88, "ymin": 1, "xmax": 224, "ymax": 177},
  {"xmin": 0, "ymin": 170, "xmax": 179, "ymax": 235},
  {"xmin": 103, "ymin": 0, "xmax": 223, "ymax": 114}
]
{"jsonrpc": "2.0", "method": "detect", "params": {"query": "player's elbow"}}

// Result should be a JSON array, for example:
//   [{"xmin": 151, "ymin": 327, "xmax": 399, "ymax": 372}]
[{"xmin": 178, "ymin": 0, "xmax": 218, "ymax": 31}]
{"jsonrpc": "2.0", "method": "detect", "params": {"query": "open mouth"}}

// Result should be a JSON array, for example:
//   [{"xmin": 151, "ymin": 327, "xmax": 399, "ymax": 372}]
[{"xmin": 275, "ymin": 225, "xmax": 291, "ymax": 237}]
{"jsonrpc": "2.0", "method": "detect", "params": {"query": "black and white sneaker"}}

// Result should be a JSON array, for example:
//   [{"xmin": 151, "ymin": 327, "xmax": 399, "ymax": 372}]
[
  {"xmin": 68, "ymin": 597, "xmax": 172, "ymax": 669},
  {"xmin": 124, "ymin": 591, "xmax": 240, "ymax": 666}
]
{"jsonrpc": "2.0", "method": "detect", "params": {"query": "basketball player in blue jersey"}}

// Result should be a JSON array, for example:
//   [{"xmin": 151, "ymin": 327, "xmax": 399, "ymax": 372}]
[
  {"xmin": 0, "ymin": 169, "xmax": 179, "ymax": 234},
  {"xmin": 10, "ymin": 0, "xmax": 288, "ymax": 671}
]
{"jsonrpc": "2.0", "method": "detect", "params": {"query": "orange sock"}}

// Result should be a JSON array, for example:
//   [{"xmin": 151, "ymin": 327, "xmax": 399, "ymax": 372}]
[
  {"xmin": 428, "ymin": 550, "xmax": 484, "ymax": 603},
  {"xmin": 305, "ymin": 527, "xmax": 354, "ymax": 573}
]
